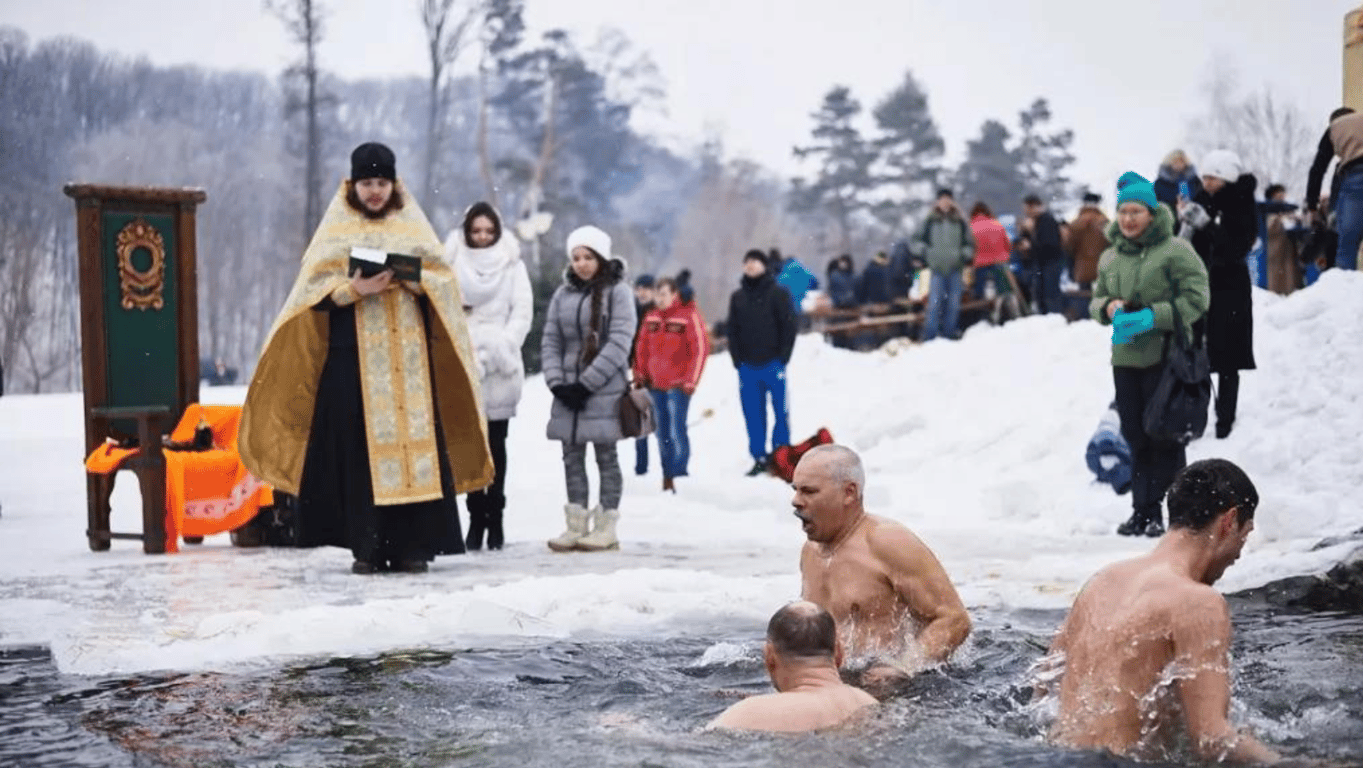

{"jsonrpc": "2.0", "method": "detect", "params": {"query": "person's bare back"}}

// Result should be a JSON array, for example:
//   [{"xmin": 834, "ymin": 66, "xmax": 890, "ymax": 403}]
[
  {"xmin": 1049, "ymin": 554, "xmax": 1231, "ymax": 758},
  {"xmin": 707, "ymin": 601, "xmax": 877, "ymax": 733},
  {"xmin": 1044, "ymin": 459, "xmax": 1281, "ymax": 765},
  {"xmin": 708, "ymin": 682, "xmax": 876, "ymax": 734}
]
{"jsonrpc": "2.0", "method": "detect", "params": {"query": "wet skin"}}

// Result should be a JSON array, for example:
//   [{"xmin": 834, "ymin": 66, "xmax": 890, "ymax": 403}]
[
  {"xmin": 793, "ymin": 455, "xmax": 971, "ymax": 685},
  {"xmin": 1044, "ymin": 512, "xmax": 1279, "ymax": 764}
]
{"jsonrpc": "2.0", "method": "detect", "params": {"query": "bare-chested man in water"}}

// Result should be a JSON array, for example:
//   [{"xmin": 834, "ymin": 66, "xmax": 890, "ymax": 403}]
[
  {"xmin": 1043, "ymin": 458, "xmax": 1282, "ymax": 764},
  {"xmin": 706, "ymin": 601, "xmax": 877, "ymax": 733},
  {"xmin": 795, "ymin": 445, "xmax": 971, "ymax": 693}
]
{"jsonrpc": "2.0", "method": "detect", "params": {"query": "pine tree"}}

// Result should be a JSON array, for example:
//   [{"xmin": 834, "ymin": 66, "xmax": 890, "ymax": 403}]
[
  {"xmin": 956, "ymin": 119, "xmax": 1028, "ymax": 218},
  {"xmin": 790, "ymin": 86, "xmax": 878, "ymax": 253},
  {"xmin": 871, "ymin": 71, "xmax": 944, "ymax": 235},
  {"xmin": 1014, "ymin": 98, "xmax": 1076, "ymax": 205}
]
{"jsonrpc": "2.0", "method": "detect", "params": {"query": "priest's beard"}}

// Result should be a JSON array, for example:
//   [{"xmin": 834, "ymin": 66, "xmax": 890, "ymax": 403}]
[{"xmin": 346, "ymin": 184, "xmax": 404, "ymax": 220}]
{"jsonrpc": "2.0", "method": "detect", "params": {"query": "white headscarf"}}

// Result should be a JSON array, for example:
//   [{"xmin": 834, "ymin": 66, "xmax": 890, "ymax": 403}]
[{"xmin": 444, "ymin": 208, "xmax": 522, "ymax": 308}]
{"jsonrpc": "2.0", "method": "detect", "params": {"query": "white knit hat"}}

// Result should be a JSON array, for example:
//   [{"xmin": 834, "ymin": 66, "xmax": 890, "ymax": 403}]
[
  {"xmin": 1200, "ymin": 149, "xmax": 1242, "ymax": 182},
  {"xmin": 566, "ymin": 225, "xmax": 612, "ymax": 261}
]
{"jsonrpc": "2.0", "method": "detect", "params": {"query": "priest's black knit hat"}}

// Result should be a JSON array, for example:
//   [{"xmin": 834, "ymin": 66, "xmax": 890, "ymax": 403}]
[{"xmin": 350, "ymin": 142, "xmax": 396, "ymax": 182}]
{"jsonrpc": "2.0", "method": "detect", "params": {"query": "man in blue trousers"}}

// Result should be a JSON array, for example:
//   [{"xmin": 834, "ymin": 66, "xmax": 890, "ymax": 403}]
[{"xmin": 726, "ymin": 250, "xmax": 799, "ymax": 476}]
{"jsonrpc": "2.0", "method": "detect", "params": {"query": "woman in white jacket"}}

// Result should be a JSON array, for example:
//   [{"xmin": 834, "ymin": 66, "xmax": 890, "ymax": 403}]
[{"xmin": 445, "ymin": 202, "xmax": 532, "ymax": 550}]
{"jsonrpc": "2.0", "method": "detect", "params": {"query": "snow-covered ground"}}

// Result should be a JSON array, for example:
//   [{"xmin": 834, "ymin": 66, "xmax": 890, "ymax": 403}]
[{"xmin": 2, "ymin": 272, "xmax": 1359, "ymax": 677}]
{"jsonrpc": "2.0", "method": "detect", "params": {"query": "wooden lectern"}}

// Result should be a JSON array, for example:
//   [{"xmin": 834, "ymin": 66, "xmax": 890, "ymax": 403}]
[{"xmin": 63, "ymin": 184, "xmax": 206, "ymax": 554}]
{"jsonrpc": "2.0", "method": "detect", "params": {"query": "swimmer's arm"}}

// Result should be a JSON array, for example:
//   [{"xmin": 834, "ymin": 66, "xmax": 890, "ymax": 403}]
[
  {"xmin": 872, "ymin": 526, "xmax": 972, "ymax": 666},
  {"xmin": 1175, "ymin": 594, "xmax": 1280, "ymax": 764}
]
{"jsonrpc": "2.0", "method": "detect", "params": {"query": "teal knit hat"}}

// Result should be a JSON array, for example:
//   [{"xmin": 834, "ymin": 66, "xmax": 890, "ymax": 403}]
[{"xmin": 1115, "ymin": 171, "xmax": 1158, "ymax": 211}]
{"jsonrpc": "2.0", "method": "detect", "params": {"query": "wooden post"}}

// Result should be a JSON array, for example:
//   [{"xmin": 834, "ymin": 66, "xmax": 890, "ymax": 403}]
[{"xmin": 1347, "ymin": 6, "xmax": 1363, "ymax": 111}]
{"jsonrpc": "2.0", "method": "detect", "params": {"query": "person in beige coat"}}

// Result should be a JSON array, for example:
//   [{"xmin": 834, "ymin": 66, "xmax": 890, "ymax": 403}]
[{"xmin": 1262, "ymin": 184, "xmax": 1302, "ymax": 295}]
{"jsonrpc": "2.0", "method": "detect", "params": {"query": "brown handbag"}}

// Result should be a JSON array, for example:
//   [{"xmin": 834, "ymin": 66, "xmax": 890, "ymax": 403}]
[{"xmin": 619, "ymin": 385, "xmax": 656, "ymax": 438}]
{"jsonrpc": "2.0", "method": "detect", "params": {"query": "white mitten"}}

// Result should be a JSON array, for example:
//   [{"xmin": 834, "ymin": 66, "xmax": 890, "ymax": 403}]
[{"xmin": 1180, "ymin": 201, "xmax": 1210, "ymax": 230}]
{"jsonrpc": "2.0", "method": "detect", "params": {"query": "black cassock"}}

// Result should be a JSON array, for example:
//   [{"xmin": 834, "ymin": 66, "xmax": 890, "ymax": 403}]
[{"xmin": 296, "ymin": 297, "xmax": 465, "ymax": 565}]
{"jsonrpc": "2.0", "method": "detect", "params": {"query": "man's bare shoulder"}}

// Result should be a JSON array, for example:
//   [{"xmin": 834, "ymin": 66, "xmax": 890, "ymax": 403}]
[
  {"xmin": 1079, "ymin": 557, "xmax": 1227, "ymax": 618},
  {"xmin": 705, "ymin": 694, "xmax": 778, "ymax": 731},
  {"xmin": 863, "ymin": 514, "xmax": 925, "ymax": 553}
]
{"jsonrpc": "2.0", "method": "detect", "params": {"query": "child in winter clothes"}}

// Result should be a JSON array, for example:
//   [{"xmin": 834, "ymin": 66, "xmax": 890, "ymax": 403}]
[
  {"xmin": 633, "ymin": 275, "xmax": 710, "ymax": 492},
  {"xmin": 542, "ymin": 226, "xmax": 636, "ymax": 552}
]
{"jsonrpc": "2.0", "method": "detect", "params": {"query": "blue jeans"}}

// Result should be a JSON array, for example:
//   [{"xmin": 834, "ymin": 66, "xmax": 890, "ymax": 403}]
[
  {"xmin": 1336, "ymin": 169, "xmax": 1363, "ymax": 272},
  {"xmin": 738, "ymin": 361, "xmax": 790, "ymax": 461},
  {"xmin": 649, "ymin": 388, "xmax": 692, "ymax": 478},
  {"xmin": 634, "ymin": 436, "xmax": 649, "ymax": 475},
  {"xmin": 922, "ymin": 269, "xmax": 964, "ymax": 341}
]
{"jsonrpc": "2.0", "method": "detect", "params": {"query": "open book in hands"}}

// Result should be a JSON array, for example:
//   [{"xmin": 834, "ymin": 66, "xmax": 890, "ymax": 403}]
[{"xmin": 349, "ymin": 247, "xmax": 422, "ymax": 282}]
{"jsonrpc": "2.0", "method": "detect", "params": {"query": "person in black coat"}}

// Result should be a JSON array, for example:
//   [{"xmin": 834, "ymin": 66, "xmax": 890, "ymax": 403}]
[
  {"xmin": 1180, "ymin": 149, "xmax": 1257, "ymax": 439},
  {"xmin": 1020, "ymin": 194, "xmax": 1066, "ymax": 314},
  {"xmin": 726, "ymin": 249, "xmax": 798, "ymax": 476},
  {"xmin": 858, "ymin": 251, "xmax": 893, "ymax": 305},
  {"xmin": 826, "ymin": 255, "xmax": 858, "ymax": 309}
]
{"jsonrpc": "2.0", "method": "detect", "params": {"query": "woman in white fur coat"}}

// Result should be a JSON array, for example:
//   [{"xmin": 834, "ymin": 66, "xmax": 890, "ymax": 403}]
[{"xmin": 444, "ymin": 202, "xmax": 532, "ymax": 550}]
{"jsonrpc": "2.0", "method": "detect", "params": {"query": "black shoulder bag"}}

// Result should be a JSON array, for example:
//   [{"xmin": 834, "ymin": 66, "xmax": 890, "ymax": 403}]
[{"xmin": 1142, "ymin": 303, "xmax": 1211, "ymax": 445}]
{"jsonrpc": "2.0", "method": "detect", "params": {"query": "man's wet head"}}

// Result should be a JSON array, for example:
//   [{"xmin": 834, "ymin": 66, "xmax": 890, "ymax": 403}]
[
  {"xmin": 764, "ymin": 601, "xmax": 842, "ymax": 690},
  {"xmin": 1165, "ymin": 458, "xmax": 1260, "ymax": 585},
  {"xmin": 791, "ymin": 445, "xmax": 865, "ymax": 543}
]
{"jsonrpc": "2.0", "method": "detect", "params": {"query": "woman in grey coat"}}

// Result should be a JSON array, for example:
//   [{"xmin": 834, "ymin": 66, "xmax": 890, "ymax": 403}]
[{"xmin": 543, "ymin": 225, "xmax": 636, "ymax": 552}]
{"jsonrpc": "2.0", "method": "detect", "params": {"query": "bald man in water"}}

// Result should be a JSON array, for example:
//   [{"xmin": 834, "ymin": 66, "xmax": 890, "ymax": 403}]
[
  {"xmin": 1043, "ymin": 459, "xmax": 1281, "ymax": 764},
  {"xmin": 706, "ymin": 601, "xmax": 877, "ymax": 732},
  {"xmin": 794, "ymin": 445, "xmax": 971, "ymax": 692}
]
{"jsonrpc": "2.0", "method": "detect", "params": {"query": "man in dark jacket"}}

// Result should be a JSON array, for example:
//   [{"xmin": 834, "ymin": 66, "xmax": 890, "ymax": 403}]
[
  {"xmin": 1181, "ymin": 149, "xmax": 1257, "ymax": 439},
  {"xmin": 1021, "ymin": 194, "xmax": 1066, "ymax": 314},
  {"xmin": 858, "ymin": 251, "xmax": 893, "ymax": 305},
  {"xmin": 727, "ymin": 250, "xmax": 798, "ymax": 476},
  {"xmin": 631, "ymin": 274, "xmax": 656, "ymax": 475}
]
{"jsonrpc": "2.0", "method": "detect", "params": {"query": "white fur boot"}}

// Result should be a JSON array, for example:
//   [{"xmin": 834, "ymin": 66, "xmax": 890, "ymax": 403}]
[
  {"xmin": 547, "ymin": 503, "xmax": 590, "ymax": 552},
  {"xmin": 575, "ymin": 507, "xmax": 619, "ymax": 552}
]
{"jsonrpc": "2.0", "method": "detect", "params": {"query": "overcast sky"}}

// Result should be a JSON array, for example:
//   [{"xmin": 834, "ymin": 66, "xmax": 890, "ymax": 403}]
[{"xmin": 3, "ymin": 0, "xmax": 1357, "ymax": 200}]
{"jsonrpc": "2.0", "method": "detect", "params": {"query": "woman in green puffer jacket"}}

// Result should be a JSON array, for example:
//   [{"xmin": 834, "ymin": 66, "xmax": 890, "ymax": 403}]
[{"xmin": 1090, "ymin": 172, "xmax": 1209, "ymax": 538}]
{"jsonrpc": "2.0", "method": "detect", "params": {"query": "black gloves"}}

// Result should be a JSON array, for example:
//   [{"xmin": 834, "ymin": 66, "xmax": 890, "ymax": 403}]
[{"xmin": 551, "ymin": 382, "xmax": 592, "ymax": 412}]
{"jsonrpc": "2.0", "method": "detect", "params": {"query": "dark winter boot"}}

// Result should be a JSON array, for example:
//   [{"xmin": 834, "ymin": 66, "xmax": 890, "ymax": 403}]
[
  {"xmin": 1118, "ymin": 506, "xmax": 1164, "ymax": 537},
  {"xmin": 662, "ymin": 477, "xmax": 675, "ymax": 493},
  {"xmin": 745, "ymin": 458, "xmax": 769, "ymax": 477},
  {"xmin": 465, "ymin": 508, "xmax": 487, "ymax": 551},
  {"xmin": 1116, "ymin": 513, "xmax": 1146, "ymax": 537},
  {"xmin": 486, "ymin": 509, "xmax": 504, "ymax": 551}
]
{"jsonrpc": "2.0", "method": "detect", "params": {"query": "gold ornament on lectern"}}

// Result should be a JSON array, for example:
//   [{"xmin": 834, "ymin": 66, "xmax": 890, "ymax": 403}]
[{"xmin": 115, "ymin": 219, "xmax": 166, "ymax": 311}]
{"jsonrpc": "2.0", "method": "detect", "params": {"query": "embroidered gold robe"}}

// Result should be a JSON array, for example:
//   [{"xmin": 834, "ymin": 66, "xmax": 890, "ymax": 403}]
[{"xmin": 239, "ymin": 181, "xmax": 493, "ymax": 505}]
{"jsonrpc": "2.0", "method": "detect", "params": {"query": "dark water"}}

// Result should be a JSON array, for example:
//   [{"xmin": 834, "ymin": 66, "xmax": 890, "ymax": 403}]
[{"xmin": 3, "ymin": 603, "xmax": 1361, "ymax": 768}]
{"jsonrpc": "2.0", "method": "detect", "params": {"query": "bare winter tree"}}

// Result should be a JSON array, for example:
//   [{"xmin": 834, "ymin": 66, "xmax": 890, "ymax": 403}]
[
  {"xmin": 1186, "ymin": 63, "xmax": 1316, "ymax": 199},
  {"xmin": 419, "ymin": 0, "xmax": 481, "ymax": 207},
  {"xmin": 670, "ymin": 146, "xmax": 815, "ymax": 322},
  {"xmin": 268, "ymin": 0, "xmax": 329, "ymax": 241}
]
